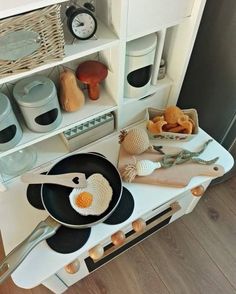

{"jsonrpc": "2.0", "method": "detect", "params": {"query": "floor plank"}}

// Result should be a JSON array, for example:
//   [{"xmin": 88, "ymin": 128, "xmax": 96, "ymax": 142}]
[
  {"xmin": 182, "ymin": 176, "xmax": 236, "ymax": 289},
  {"xmin": 210, "ymin": 175, "xmax": 236, "ymax": 216},
  {"xmin": 140, "ymin": 219, "xmax": 235, "ymax": 294}
]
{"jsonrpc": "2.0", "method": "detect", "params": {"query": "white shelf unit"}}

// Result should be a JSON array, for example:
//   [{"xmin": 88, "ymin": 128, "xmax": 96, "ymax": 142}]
[
  {"xmin": 0, "ymin": 88, "xmax": 117, "ymax": 159},
  {"xmin": 0, "ymin": 19, "xmax": 119, "ymax": 85},
  {"xmin": 1, "ymin": 1, "xmax": 224, "ymax": 293},
  {"xmin": 0, "ymin": 0, "xmax": 207, "ymax": 187}
]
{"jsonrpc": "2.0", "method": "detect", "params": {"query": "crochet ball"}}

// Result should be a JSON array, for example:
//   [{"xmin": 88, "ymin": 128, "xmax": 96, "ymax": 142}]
[{"xmin": 121, "ymin": 128, "xmax": 150, "ymax": 155}]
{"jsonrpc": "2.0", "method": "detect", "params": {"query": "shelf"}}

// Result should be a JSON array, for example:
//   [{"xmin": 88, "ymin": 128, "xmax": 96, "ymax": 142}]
[
  {"xmin": 0, "ymin": 136, "xmax": 67, "ymax": 183},
  {"xmin": 123, "ymin": 76, "xmax": 173, "ymax": 105},
  {"xmin": 0, "ymin": 88, "xmax": 117, "ymax": 159},
  {"xmin": 1, "ymin": 129, "xmax": 118, "ymax": 183},
  {"xmin": 0, "ymin": 19, "xmax": 119, "ymax": 85},
  {"xmin": 0, "ymin": 136, "xmax": 66, "ymax": 182},
  {"xmin": 0, "ymin": 0, "xmax": 68, "ymax": 19}
]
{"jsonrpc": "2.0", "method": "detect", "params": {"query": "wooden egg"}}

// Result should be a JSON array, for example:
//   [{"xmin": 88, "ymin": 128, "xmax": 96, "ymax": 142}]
[
  {"xmin": 64, "ymin": 259, "xmax": 80, "ymax": 274},
  {"xmin": 132, "ymin": 218, "xmax": 146, "ymax": 233},
  {"xmin": 111, "ymin": 231, "xmax": 126, "ymax": 246},
  {"xmin": 88, "ymin": 244, "xmax": 104, "ymax": 260},
  {"xmin": 191, "ymin": 185, "xmax": 205, "ymax": 197}
]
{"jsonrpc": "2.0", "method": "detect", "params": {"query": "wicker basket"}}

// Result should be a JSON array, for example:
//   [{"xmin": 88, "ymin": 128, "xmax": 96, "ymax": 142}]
[{"xmin": 0, "ymin": 5, "xmax": 65, "ymax": 77}]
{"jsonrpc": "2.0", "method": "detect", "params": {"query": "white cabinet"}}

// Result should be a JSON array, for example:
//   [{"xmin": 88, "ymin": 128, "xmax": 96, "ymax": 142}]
[
  {"xmin": 0, "ymin": 0, "xmax": 207, "ymax": 186},
  {"xmin": 126, "ymin": 0, "xmax": 195, "ymax": 40},
  {"xmin": 120, "ymin": 83, "xmax": 171, "ymax": 128}
]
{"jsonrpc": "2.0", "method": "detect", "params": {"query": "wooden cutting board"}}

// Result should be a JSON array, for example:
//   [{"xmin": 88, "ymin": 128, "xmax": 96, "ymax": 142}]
[{"xmin": 118, "ymin": 145, "xmax": 225, "ymax": 188}]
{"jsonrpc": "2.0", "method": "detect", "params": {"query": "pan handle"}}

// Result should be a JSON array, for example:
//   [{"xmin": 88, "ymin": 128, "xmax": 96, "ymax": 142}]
[{"xmin": 0, "ymin": 216, "xmax": 60, "ymax": 284}]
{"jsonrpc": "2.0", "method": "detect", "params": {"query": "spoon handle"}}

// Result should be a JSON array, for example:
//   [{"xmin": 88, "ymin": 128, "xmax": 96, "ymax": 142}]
[{"xmin": 21, "ymin": 173, "xmax": 87, "ymax": 188}]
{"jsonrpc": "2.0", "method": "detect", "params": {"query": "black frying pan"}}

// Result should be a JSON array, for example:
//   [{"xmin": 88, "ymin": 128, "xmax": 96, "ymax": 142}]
[
  {"xmin": 42, "ymin": 152, "xmax": 122, "ymax": 227},
  {"xmin": 0, "ymin": 153, "xmax": 122, "ymax": 283}
]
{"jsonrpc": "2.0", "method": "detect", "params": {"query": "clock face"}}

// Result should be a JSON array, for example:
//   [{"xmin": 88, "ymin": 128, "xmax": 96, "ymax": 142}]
[{"xmin": 71, "ymin": 12, "xmax": 96, "ymax": 40}]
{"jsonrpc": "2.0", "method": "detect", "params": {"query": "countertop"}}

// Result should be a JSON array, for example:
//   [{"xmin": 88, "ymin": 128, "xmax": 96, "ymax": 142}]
[{"xmin": 0, "ymin": 126, "xmax": 234, "ymax": 289}]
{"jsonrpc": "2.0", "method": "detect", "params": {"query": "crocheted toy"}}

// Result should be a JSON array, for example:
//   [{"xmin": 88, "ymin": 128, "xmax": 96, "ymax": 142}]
[{"xmin": 119, "ymin": 128, "xmax": 153, "ymax": 155}]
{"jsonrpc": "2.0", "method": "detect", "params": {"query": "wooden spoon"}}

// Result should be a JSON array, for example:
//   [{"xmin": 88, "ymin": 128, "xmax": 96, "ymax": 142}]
[{"xmin": 21, "ymin": 173, "xmax": 87, "ymax": 188}]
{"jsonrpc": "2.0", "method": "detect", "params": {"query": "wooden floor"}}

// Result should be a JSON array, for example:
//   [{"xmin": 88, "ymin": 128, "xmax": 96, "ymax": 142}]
[{"xmin": 0, "ymin": 175, "xmax": 236, "ymax": 294}]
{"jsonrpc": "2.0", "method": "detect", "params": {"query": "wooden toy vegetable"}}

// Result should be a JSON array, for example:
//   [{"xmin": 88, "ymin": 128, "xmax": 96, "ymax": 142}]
[{"xmin": 59, "ymin": 69, "xmax": 85, "ymax": 112}]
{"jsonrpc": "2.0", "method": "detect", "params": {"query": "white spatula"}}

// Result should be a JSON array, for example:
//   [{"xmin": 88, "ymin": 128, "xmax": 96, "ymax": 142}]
[{"xmin": 21, "ymin": 172, "xmax": 87, "ymax": 188}]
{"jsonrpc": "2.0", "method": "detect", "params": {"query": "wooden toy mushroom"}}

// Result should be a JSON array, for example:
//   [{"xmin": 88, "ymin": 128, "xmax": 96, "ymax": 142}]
[{"xmin": 76, "ymin": 60, "xmax": 108, "ymax": 100}]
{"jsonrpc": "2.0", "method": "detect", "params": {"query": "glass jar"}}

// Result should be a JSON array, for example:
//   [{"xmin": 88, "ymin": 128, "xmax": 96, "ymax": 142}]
[
  {"xmin": 0, "ymin": 146, "xmax": 37, "ymax": 176},
  {"xmin": 158, "ymin": 59, "xmax": 166, "ymax": 80}
]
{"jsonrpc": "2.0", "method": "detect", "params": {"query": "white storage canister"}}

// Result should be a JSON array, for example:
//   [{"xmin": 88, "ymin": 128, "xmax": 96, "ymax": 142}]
[
  {"xmin": 13, "ymin": 76, "xmax": 62, "ymax": 133},
  {"xmin": 0, "ymin": 93, "xmax": 22, "ymax": 151},
  {"xmin": 124, "ymin": 33, "xmax": 157, "ymax": 98}
]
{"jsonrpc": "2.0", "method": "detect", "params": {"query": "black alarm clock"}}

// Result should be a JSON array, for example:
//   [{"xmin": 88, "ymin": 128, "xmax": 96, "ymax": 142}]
[{"xmin": 66, "ymin": 4, "xmax": 97, "ymax": 40}]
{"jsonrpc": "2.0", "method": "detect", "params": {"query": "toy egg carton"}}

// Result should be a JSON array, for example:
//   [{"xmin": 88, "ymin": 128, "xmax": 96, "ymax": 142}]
[{"xmin": 146, "ymin": 107, "xmax": 199, "ymax": 142}]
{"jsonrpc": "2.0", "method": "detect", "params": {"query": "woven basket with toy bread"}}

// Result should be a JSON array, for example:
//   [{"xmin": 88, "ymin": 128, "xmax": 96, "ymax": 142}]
[{"xmin": 146, "ymin": 106, "xmax": 199, "ymax": 141}]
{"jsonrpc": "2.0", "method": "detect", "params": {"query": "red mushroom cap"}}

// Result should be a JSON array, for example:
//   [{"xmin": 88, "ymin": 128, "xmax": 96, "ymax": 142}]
[{"xmin": 76, "ymin": 60, "xmax": 108, "ymax": 84}]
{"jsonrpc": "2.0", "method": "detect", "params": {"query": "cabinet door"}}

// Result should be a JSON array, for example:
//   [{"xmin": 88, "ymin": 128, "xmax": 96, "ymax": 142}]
[
  {"xmin": 56, "ymin": 260, "xmax": 89, "ymax": 287},
  {"xmin": 42, "ymin": 274, "xmax": 68, "ymax": 293},
  {"xmin": 127, "ymin": 0, "xmax": 195, "ymax": 40},
  {"xmin": 120, "ymin": 86, "xmax": 170, "ymax": 128}
]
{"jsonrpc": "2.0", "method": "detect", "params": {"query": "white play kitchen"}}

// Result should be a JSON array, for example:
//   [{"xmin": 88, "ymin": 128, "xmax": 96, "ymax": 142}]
[{"xmin": 0, "ymin": 0, "xmax": 234, "ymax": 293}]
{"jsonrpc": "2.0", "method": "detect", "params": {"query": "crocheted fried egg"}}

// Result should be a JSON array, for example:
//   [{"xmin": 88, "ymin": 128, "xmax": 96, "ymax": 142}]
[{"xmin": 69, "ymin": 173, "xmax": 112, "ymax": 216}]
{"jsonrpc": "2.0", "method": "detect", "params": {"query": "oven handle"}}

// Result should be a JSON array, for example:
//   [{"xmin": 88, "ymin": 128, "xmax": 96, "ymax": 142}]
[{"xmin": 93, "ymin": 201, "xmax": 181, "ymax": 262}]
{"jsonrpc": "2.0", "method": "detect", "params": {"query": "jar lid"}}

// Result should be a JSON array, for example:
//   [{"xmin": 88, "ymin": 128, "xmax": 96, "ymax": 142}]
[
  {"xmin": 126, "ymin": 33, "xmax": 157, "ymax": 57},
  {"xmin": 0, "ymin": 92, "xmax": 11, "ymax": 122},
  {"xmin": 13, "ymin": 76, "xmax": 57, "ymax": 108}
]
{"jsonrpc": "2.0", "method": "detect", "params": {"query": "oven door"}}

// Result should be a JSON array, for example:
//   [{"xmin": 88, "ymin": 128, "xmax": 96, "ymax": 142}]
[
  {"xmin": 56, "ymin": 200, "xmax": 183, "ymax": 287},
  {"xmin": 84, "ymin": 202, "xmax": 181, "ymax": 272}
]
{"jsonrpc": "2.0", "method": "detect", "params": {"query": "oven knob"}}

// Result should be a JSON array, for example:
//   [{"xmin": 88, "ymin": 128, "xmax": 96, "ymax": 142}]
[
  {"xmin": 89, "ymin": 244, "xmax": 104, "ymax": 260},
  {"xmin": 64, "ymin": 259, "xmax": 80, "ymax": 274},
  {"xmin": 111, "ymin": 230, "xmax": 126, "ymax": 246},
  {"xmin": 191, "ymin": 185, "xmax": 205, "ymax": 197},
  {"xmin": 132, "ymin": 218, "xmax": 146, "ymax": 233}
]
